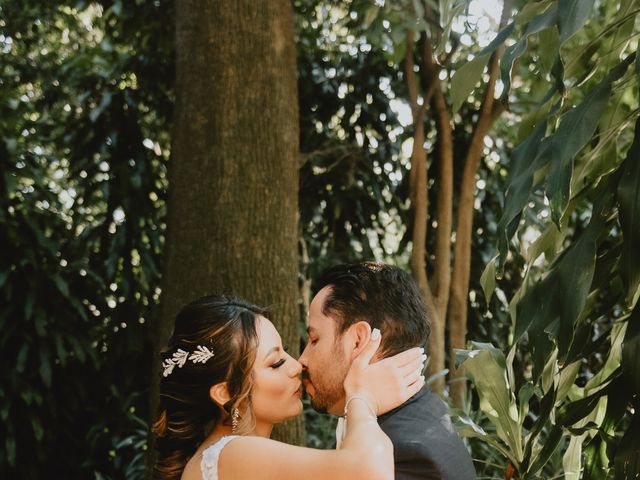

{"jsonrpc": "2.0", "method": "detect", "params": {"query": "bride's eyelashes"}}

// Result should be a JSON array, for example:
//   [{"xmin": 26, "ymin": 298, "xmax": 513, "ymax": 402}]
[{"xmin": 271, "ymin": 358, "xmax": 286, "ymax": 369}]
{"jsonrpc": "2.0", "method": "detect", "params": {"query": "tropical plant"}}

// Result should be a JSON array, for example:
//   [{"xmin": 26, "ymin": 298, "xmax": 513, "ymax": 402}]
[{"xmin": 456, "ymin": 0, "xmax": 640, "ymax": 477}]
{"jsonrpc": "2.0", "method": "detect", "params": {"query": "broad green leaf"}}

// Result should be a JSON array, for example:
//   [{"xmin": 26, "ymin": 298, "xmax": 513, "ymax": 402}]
[
  {"xmin": 515, "ymin": 212, "xmax": 600, "ymax": 360},
  {"xmin": 458, "ymin": 344, "xmax": 523, "ymax": 461},
  {"xmin": 479, "ymin": 255, "xmax": 497, "ymax": 304},
  {"xmin": 451, "ymin": 54, "xmax": 490, "ymax": 113},
  {"xmin": 547, "ymin": 88, "xmax": 610, "ymax": 222},
  {"xmin": 563, "ymin": 433, "xmax": 586, "ymax": 480},
  {"xmin": 497, "ymin": 121, "xmax": 551, "ymax": 269},
  {"xmin": 618, "ymin": 115, "xmax": 640, "ymax": 307},
  {"xmin": 450, "ymin": 20, "xmax": 516, "ymax": 111},
  {"xmin": 500, "ymin": 6, "xmax": 558, "ymax": 100},
  {"xmin": 557, "ymin": 360, "xmax": 581, "ymax": 403},
  {"xmin": 558, "ymin": 0, "xmax": 596, "ymax": 45},
  {"xmin": 563, "ymin": 396, "xmax": 607, "ymax": 479},
  {"xmin": 540, "ymin": 348, "xmax": 558, "ymax": 394},
  {"xmin": 585, "ymin": 322, "xmax": 626, "ymax": 393},
  {"xmin": 517, "ymin": 381, "xmax": 534, "ymax": 425},
  {"xmin": 547, "ymin": 54, "xmax": 635, "ymax": 222},
  {"xmin": 454, "ymin": 414, "xmax": 519, "ymax": 466},
  {"xmin": 537, "ymin": 26, "xmax": 560, "ymax": 76},
  {"xmin": 621, "ymin": 302, "xmax": 640, "ymax": 396},
  {"xmin": 525, "ymin": 221, "xmax": 563, "ymax": 265},
  {"xmin": 528, "ymin": 424, "xmax": 562, "ymax": 475}
]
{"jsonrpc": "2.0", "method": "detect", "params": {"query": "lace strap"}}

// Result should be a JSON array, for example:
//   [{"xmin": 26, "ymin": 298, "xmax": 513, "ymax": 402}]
[{"xmin": 200, "ymin": 435, "xmax": 239, "ymax": 480}]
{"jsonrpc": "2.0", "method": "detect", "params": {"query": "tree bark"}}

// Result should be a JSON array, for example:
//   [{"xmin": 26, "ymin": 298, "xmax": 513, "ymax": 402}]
[
  {"xmin": 405, "ymin": 32, "xmax": 444, "ymax": 394},
  {"xmin": 148, "ymin": 0, "xmax": 303, "ymax": 473},
  {"xmin": 448, "ymin": 0, "xmax": 513, "ymax": 408}
]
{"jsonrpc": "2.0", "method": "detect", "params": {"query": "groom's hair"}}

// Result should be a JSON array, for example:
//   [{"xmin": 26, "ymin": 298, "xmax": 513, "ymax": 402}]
[{"xmin": 315, "ymin": 262, "xmax": 430, "ymax": 357}]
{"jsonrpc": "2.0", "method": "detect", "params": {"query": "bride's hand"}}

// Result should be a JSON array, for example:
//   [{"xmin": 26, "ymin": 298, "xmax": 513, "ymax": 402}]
[{"xmin": 343, "ymin": 329, "xmax": 426, "ymax": 416}]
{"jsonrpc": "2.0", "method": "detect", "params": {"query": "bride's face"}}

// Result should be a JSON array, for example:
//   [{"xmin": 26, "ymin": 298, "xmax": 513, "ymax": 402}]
[{"xmin": 250, "ymin": 316, "xmax": 303, "ymax": 427}]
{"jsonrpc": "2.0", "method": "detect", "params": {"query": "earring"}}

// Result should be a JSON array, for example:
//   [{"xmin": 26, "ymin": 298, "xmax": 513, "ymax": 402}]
[{"xmin": 231, "ymin": 407, "xmax": 240, "ymax": 433}]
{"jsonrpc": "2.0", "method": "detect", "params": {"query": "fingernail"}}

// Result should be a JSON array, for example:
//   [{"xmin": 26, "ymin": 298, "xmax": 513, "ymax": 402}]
[
  {"xmin": 419, "ymin": 347, "xmax": 425, "ymax": 354},
  {"xmin": 371, "ymin": 328, "xmax": 381, "ymax": 340},
  {"xmin": 421, "ymin": 375, "xmax": 425, "ymax": 382},
  {"xmin": 421, "ymin": 354, "xmax": 427, "ymax": 362}
]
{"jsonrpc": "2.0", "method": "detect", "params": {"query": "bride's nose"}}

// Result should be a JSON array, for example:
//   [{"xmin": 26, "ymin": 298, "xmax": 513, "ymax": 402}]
[{"xmin": 288, "ymin": 356, "xmax": 303, "ymax": 377}]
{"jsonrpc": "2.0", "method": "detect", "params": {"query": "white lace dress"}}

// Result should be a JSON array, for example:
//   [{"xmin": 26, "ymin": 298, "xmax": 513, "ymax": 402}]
[{"xmin": 200, "ymin": 435, "xmax": 239, "ymax": 480}]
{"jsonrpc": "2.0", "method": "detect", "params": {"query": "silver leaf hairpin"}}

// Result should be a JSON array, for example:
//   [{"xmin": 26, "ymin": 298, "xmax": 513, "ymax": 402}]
[
  {"xmin": 162, "ymin": 346, "xmax": 215, "ymax": 377},
  {"xmin": 189, "ymin": 345, "xmax": 214, "ymax": 363}
]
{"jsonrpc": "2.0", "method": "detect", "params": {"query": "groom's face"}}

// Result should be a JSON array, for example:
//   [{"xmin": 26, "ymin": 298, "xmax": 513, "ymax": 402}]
[{"xmin": 299, "ymin": 286, "xmax": 351, "ymax": 415}]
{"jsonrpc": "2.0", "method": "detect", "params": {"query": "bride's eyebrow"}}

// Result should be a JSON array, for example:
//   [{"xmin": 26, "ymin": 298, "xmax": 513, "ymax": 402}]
[{"xmin": 263, "ymin": 346, "xmax": 280, "ymax": 360}]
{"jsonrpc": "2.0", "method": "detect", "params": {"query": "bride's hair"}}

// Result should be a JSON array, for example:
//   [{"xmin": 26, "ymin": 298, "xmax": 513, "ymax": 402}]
[{"xmin": 152, "ymin": 295, "xmax": 267, "ymax": 479}]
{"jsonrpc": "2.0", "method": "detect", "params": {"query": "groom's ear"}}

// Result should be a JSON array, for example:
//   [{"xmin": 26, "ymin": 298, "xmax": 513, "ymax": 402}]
[
  {"xmin": 209, "ymin": 382, "xmax": 231, "ymax": 408},
  {"xmin": 348, "ymin": 321, "xmax": 373, "ymax": 361}
]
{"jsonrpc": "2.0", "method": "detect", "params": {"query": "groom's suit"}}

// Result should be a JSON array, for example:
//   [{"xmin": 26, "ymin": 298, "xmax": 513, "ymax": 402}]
[{"xmin": 377, "ymin": 386, "xmax": 476, "ymax": 480}]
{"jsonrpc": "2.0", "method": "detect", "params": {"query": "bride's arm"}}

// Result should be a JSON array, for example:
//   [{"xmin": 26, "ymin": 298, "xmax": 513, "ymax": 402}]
[{"xmin": 218, "ymin": 332, "xmax": 425, "ymax": 480}]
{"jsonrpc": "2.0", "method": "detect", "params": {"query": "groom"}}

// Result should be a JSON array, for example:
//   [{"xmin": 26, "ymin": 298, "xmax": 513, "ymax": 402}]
[{"xmin": 299, "ymin": 262, "xmax": 476, "ymax": 479}]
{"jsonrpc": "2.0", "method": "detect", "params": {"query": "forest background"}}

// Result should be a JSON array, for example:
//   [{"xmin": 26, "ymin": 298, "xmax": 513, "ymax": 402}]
[{"xmin": 1, "ymin": 0, "xmax": 639, "ymax": 478}]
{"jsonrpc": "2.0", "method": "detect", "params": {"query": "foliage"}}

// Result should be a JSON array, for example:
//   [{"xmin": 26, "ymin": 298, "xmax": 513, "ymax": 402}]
[
  {"xmin": 0, "ymin": 1, "xmax": 172, "ymax": 477},
  {"xmin": 457, "ymin": 0, "xmax": 640, "ymax": 477}
]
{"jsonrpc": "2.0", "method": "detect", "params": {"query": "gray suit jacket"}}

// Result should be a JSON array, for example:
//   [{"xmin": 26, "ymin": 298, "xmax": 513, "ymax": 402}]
[{"xmin": 378, "ymin": 387, "xmax": 476, "ymax": 479}]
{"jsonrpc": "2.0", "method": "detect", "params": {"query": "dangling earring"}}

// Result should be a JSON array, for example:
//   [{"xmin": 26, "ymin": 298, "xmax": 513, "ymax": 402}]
[{"xmin": 231, "ymin": 407, "xmax": 240, "ymax": 433}]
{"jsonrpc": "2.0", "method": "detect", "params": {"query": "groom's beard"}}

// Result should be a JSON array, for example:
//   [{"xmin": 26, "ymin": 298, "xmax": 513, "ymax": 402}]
[{"xmin": 305, "ymin": 344, "xmax": 349, "ymax": 414}]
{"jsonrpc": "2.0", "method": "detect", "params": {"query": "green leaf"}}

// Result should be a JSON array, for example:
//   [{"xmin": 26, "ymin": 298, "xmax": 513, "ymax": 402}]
[
  {"xmin": 16, "ymin": 344, "xmax": 29, "ymax": 373},
  {"xmin": 515, "ymin": 211, "xmax": 600, "ymax": 359},
  {"xmin": 500, "ymin": 7, "xmax": 558, "ymax": 100},
  {"xmin": 514, "ymin": 0, "xmax": 554, "ymax": 26},
  {"xmin": 39, "ymin": 350, "xmax": 52, "ymax": 387},
  {"xmin": 6, "ymin": 435, "xmax": 16, "ymax": 466},
  {"xmin": 618, "ymin": 115, "xmax": 640, "ymax": 307},
  {"xmin": 457, "ymin": 343, "xmax": 523, "ymax": 462},
  {"xmin": 451, "ymin": 54, "xmax": 490, "ymax": 113},
  {"xmin": 621, "ymin": 302, "xmax": 640, "ymax": 396},
  {"xmin": 547, "ymin": 80, "xmax": 612, "ymax": 223},
  {"xmin": 563, "ymin": 432, "xmax": 586, "ymax": 480},
  {"xmin": 528, "ymin": 424, "xmax": 563, "ymax": 475},
  {"xmin": 558, "ymin": 0, "xmax": 596, "ymax": 45},
  {"xmin": 449, "ymin": 19, "xmax": 517, "ymax": 111},
  {"xmin": 53, "ymin": 275, "xmax": 71, "ymax": 299},
  {"xmin": 480, "ymin": 255, "xmax": 497, "ymax": 304},
  {"xmin": 537, "ymin": 26, "xmax": 560, "ymax": 76},
  {"xmin": 454, "ymin": 414, "xmax": 519, "ymax": 466},
  {"xmin": 497, "ymin": 121, "xmax": 551, "ymax": 270}
]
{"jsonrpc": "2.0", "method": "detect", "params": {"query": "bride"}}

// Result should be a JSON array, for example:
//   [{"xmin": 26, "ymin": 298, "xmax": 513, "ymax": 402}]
[{"xmin": 153, "ymin": 295, "xmax": 425, "ymax": 480}]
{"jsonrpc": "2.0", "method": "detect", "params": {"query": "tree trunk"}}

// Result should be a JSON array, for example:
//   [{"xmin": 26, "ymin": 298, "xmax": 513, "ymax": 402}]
[
  {"xmin": 148, "ymin": 0, "xmax": 303, "ymax": 473},
  {"xmin": 448, "ymin": 0, "xmax": 512, "ymax": 409}
]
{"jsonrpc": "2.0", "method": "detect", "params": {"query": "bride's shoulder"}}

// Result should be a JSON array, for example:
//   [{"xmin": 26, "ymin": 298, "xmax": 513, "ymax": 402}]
[{"xmin": 182, "ymin": 435, "xmax": 242, "ymax": 480}]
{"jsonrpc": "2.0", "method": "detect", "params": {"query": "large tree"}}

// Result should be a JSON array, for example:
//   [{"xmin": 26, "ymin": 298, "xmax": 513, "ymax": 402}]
[{"xmin": 149, "ymin": 0, "xmax": 304, "ymax": 464}]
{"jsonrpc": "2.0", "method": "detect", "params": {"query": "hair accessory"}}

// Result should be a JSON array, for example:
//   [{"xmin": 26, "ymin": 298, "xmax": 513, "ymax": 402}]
[{"xmin": 162, "ymin": 345, "xmax": 215, "ymax": 377}]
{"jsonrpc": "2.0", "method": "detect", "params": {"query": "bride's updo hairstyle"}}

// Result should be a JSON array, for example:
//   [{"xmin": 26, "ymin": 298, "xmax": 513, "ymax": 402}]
[{"xmin": 152, "ymin": 295, "xmax": 267, "ymax": 479}]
